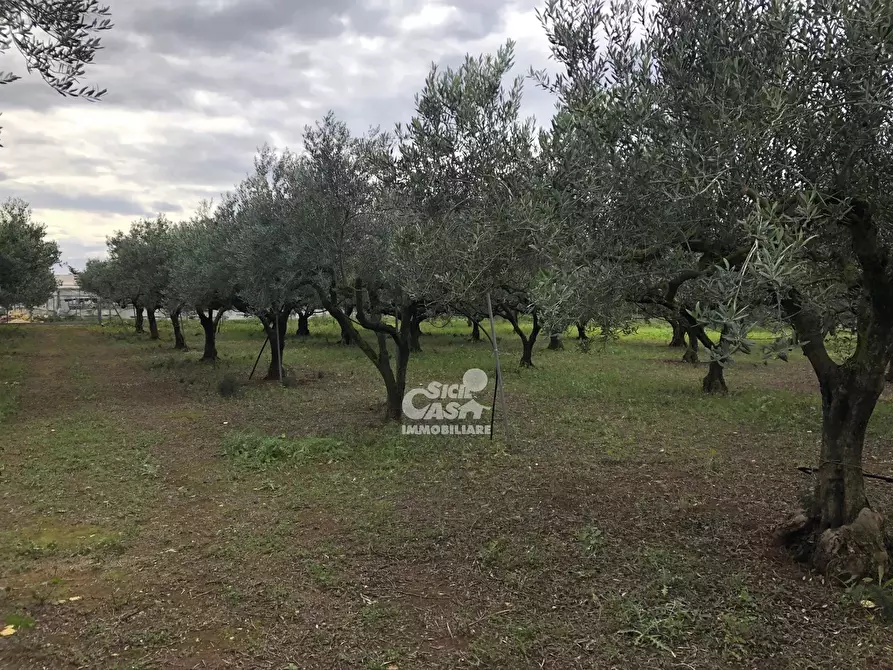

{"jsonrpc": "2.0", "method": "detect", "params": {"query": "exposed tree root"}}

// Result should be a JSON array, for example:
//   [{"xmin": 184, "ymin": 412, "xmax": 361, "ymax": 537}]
[{"xmin": 776, "ymin": 508, "xmax": 890, "ymax": 582}]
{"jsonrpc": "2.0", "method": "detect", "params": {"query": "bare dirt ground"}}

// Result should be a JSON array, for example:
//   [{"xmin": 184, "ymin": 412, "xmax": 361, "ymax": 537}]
[{"xmin": 1, "ymin": 322, "xmax": 893, "ymax": 669}]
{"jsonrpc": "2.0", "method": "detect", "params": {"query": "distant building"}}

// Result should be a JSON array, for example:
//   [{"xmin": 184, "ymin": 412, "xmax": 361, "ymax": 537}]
[{"xmin": 34, "ymin": 273, "xmax": 98, "ymax": 317}]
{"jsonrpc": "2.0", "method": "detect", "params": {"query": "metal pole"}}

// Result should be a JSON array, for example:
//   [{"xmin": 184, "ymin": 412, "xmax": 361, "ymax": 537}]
[
  {"xmin": 273, "ymin": 312, "xmax": 282, "ymax": 384},
  {"xmin": 486, "ymin": 293, "xmax": 509, "ymax": 442},
  {"xmin": 489, "ymin": 366, "xmax": 499, "ymax": 440},
  {"xmin": 249, "ymin": 336, "xmax": 269, "ymax": 380},
  {"xmin": 275, "ymin": 312, "xmax": 283, "ymax": 382}
]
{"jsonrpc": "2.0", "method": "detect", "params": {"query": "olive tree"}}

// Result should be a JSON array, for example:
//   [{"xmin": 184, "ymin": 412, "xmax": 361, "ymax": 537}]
[
  {"xmin": 288, "ymin": 113, "xmax": 421, "ymax": 417},
  {"xmin": 0, "ymin": 198, "xmax": 60, "ymax": 311},
  {"xmin": 106, "ymin": 217, "xmax": 172, "ymax": 338},
  {"xmin": 390, "ymin": 42, "xmax": 544, "ymax": 366},
  {"xmin": 538, "ymin": 0, "xmax": 893, "ymax": 574},
  {"xmin": 78, "ymin": 217, "xmax": 174, "ymax": 336},
  {"xmin": 534, "ymin": 0, "xmax": 774, "ymax": 393},
  {"xmin": 222, "ymin": 146, "xmax": 310, "ymax": 380},
  {"xmin": 292, "ymin": 286, "xmax": 319, "ymax": 338},
  {"xmin": 168, "ymin": 203, "xmax": 238, "ymax": 361}
]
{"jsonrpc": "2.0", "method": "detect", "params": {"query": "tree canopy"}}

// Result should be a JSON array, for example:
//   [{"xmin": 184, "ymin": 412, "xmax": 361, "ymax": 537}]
[{"xmin": 0, "ymin": 198, "xmax": 60, "ymax": 310}]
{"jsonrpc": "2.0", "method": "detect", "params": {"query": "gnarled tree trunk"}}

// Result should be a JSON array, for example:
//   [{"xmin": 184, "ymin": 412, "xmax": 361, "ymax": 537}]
[
  {"xmin": 682, "ymin": 327, "xmax": 699, "ymax": 364},
  {"xmin": 548, "ymin": 333, "xmax": 564, "ymax": 350},
  {"xmin": 776, "ymin": 224, "xmax": 893, "ymax": 579},
  {"xmin": 701, "ymin": 326, "xmax": 730, "ymax": 394},
  {"xmin": 337, "ymin": 304, "xmax": 355, "ymax": 345},
  {"xmin": 147, "ymin": 309, "xmax": 159, "ymax": 340},
  {"xmin": 197, "ymin": 309, "xmax": 217, "ymax": 362},
  {"xmin": 576, "ymin": 321, "xmax": 589, "ymax": 341},
  {"xmin": 501, "ymin": 308, "xmax": 541, "ymax": 368},
  {"xmin": 813, "ymin": 366, "xmax": 882, "ymax": 529},
  {"xmin": 702, "ymin": 360, "xmax": 727, "ymax": 394},
  {"xmin": 295, "ymin": 310, "xmax": 311, "ymax": 337},
  {"xmin": 260, "ymin": 311, "xmax": 290, "ymax": 380},
  {"xmin": 471, "ymin": 319, "xmax": 481, "ymax": 341},
  {"xmin": 379, "ymin": 330, "xmax": 410, "ymax": 421},
  {"xmin": 134, "ymin": 305, "xmax": 145, "ymax": 333},
  {"xmin": 668, "ymin": 318, "xmax": 686, "ymax": 347},
  {"xmin": 316, "ymin": 283, "xmax": 411, "ymax": 421},
  {"xmin": 171, "ymin": 308, "xmax": 186, "ymax": 350},
  {"xmin": 409, "ymin": 311, "xmax": 424, "ymax": 353}
]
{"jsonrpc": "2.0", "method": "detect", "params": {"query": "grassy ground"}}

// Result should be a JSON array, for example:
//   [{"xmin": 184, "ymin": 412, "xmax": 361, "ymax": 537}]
[{"xmin": 1, "ymin": 316, "xmax": 892, "ymax": 669}]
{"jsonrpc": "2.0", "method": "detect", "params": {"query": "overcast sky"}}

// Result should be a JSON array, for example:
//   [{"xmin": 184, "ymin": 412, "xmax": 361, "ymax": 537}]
[{"xmin": 0, "ymin": 0, "xmax": 557, "ymax": 271}]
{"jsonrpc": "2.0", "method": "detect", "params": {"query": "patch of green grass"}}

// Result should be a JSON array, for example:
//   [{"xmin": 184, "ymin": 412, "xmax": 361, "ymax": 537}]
[
  {"xmin": 4, "ymin": 613, "xmax": 36, "ymax": 630},
  {"xmin": 616, "ymin": 597, "xmax": 698, "ymax": 656},
  {"xmin": 2, "ymin": 523, "xmax": 124, "ymax": 560},
  {"xmin": 222, "ymin": 431, "xmax": 348, "ymax": 468},
  {"xmin": 577, "ymin": 525, "xmax": 605, "ymax": 556},
  {"xmin": 4, "ymin": 414, "xmax": 162, "ymax": 530},
  {"xmin": 477, "ymin": 536, "xmax": 544, "ymax": 571},
  {"xmin": 0, "ymin": 325, "xmax": 27, "ymax": 421},
  {"xmin": 357, "ymin": 602, "xmax": 398, "ymax": 627},
  {"xmin": 306, "ymin": 560, "xmax": 339, "ymax": 588}
]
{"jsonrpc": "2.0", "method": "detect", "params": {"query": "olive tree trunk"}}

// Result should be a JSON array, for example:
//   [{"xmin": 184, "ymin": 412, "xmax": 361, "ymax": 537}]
[
  {"xmin": 171, "ymin": 308, "xmax": 186, "ymax": 350},
  {"xmin": 147, "ymin": 309, "xmax": 159, "ymax": 340},
  {"xmin": 812, "ymin": 366, "xmax": 882, "ymax": 528},
  {"xmin": 337, "ymin": 303, "xmax": 355, "ymax": 345},
  {"xmin": 260, "ymin": 311, "xmax": 290, "ymax": 380},
  {"xmin": 682, "ymin": 326, "xmax": 699, "ymax": 364},
  {"xmin": 295, "ymin": 310, "xmax": 311, "ymax": 337},
  {"xmin": 668, "ymin": 318, "xmax": 686, "ymax": 347},
  {"xmin": 470, "ymin": 319, "xmax": 481, "ymax": 341},
  {"xmin": 777, "ymin": 212, "xmax": 893, "ymax": 578},
  {"xmin": 501, "ymin": 307, "xmax": 541, "ymax": 367},
  {"xmin": 134, "ymin": 305, "xmax": 144, "ymax": 333},
  {"xmin": 197, "ymin": 309, "xmax": 218, "ymax": 362},
  {"xmin": 701, "ymin": 360, "xmax": 727, "ymax": 394},
  {"xmin": 409, "ymin": 311, "xmax": 424, "ymax": 353},
  {"xmin": 316, "ymin": 282, "xmax": 411, "ymax": 421}
]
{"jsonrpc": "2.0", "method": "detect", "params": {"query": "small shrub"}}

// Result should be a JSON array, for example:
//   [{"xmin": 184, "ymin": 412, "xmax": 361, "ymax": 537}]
[
  {"xmin": 578, "ymin": 525, "xmax": 605, "ymax": 556},
  {"xmin": 218, "ymin": 374, "xmax": 242, "ymax": 398}
]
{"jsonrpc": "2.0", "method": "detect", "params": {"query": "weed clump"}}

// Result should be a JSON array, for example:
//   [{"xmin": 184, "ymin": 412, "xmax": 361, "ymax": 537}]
[{"xmin": 218, "ymin": 374, "xmax": 242, "ymax": 398}]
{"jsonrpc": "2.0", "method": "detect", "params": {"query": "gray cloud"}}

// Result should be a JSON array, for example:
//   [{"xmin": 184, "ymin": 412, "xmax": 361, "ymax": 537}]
[
  {"xmin": 57, "ymin": 239, "xmax": 109, "ymax": 273},
  {"xmin": 13, "ymin": 188, "xmax": 150, "ymax": 217},
  {"xmin": 148, "ymin": 200, "xmax": 182, "ymax": 213},
  {"xmin": 131, "ymin": 128, "xmax": 277, "ymax": 187},
  {"xmin": 129, "ymin": 0, "xmax": 387, "ymax": 56}
]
